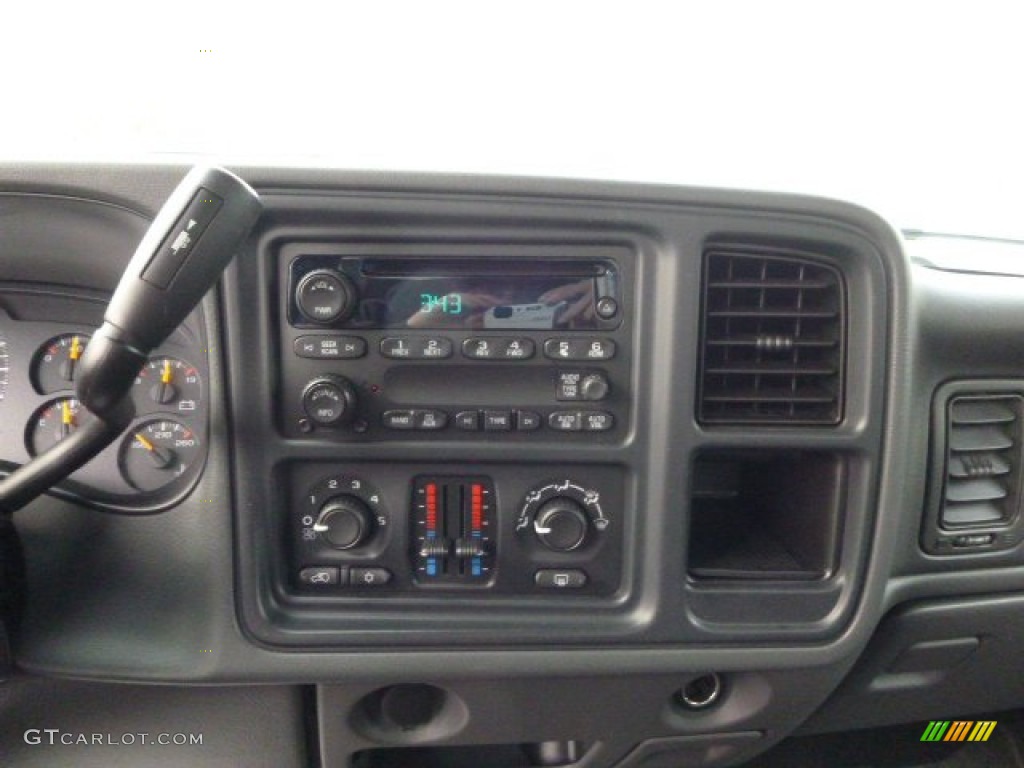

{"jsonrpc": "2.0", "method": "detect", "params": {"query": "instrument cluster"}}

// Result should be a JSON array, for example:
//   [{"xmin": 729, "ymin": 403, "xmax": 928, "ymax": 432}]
[{"xmin": 0, "ymin": 301, "xmax": 209, "ymax": 512}]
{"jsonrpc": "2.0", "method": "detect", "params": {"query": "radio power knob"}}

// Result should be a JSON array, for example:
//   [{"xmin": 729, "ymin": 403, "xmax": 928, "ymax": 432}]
[
  {"xmin": 302, "ymin": 375, "xmax": 358, "ymax": 427},
  {"xmin": 295, "ymin": 269, "xmax": 356, "ymax": 324},
  {"xmin": 314, "ymin": 495, "xmax": 373, "ymax": 550},
  {"xmin": 533, "ymin": 498, "xmax": 590, "ymax": 552}
]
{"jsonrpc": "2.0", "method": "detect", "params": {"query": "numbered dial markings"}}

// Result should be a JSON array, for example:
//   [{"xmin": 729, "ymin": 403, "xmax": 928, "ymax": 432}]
[
  {"xmin": 32, "ymin": 333, "xmax": 89, "ymax": 394},
  {"xmin": 119, "ymin": 420, "xmax": 202, "ymax": 492},
  {"xmin": 27, "ymin": 397, "xmax": 85, "ymax": 455},
  {"xmin": 133, "ymin": 357, "xmax": 202, "ymax": 413},
  {"xmin": 302, "ymin": 476, "xmax": 388, "ymax": 549},
  {"xmin": 516, "ymin": 480, "xmax": 611, "ymax": 549}
]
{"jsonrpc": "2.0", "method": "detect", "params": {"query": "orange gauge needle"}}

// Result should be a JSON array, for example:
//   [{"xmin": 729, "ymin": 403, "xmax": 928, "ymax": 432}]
[{"xmin": 135, "ymin": 431, "xmax": 174, "ymax": 468}]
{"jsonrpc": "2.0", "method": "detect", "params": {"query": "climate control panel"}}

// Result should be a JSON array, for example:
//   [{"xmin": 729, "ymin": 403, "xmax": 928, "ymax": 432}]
[{"xmin": 287, "ymin": 463, "xmax": 624, "ymax": 598}]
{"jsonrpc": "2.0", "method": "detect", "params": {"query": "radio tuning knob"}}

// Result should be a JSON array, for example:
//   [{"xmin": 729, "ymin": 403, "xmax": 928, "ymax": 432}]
[
  {"xmin": 295, "ymin": 269, "xmax": 357, "ymax": 324},
  {"xmin": 302, "ymin": 375, "xmax": 358, "ymax": 427},
  {"xmin": 313, "ymin": 495, "xmax": 373, "ymax": 549},
  {"xmin": 533, "ymin": 497, "xmax": 590, "ymax": 552}
]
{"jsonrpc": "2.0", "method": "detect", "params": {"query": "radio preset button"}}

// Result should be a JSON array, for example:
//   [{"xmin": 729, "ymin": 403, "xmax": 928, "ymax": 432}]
[
  {"xmin": 294, "ymin": 335, "xmax": 367, "ymax": 359},
  {"xmin": 455, "ymin": 411, "xmax": 481, "ymax": 430},
  {"xmin": 516, "ymin": 411, "xmax": 542, "ymax": 431},
  {"xmin": 500, "ymin": 338, "xmax": 535, "ymax": 360},
  {"xmin": 462, "ymin": 338, "xmax": 497, "ymax": 359},
  {"xmin": 381, "ymin": 338, "xmax": 414, "ymax": 359},
  {"xmin": 380, "ymin": 337, "xmax": 453, "ymax": 360},
  {"xmin": 462, "ymin": 337, "xmax": 535, "ymax": 360},
  {"xmin": 544, "ymin": 338, "xmax": 616, "ymax": 361},
  {"xmin": 418, "ymin": 337, "xmax": 453, "ymax": 359},
  {"xmin": 484, "ymin": 410, "xmax": 512, "ymax": 431},
  {"xmin": 548, "ymin": 411, "xmax": 583, "ymax": 431}
]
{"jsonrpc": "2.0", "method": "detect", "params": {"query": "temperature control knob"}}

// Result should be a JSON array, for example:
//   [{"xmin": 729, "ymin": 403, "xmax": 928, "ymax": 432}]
[
  {"xmin": 314, "ymin": 495, "xmax": 373, "ymax": 550},
  {"xmin": 295, "ymin": 269, "xmax": 356, "ymax": 324},
  {"xmin": 302, "ymin": 375, "xmax": 357, "ymax": 427},
  {"xmin": 534, "ymin": 497, "xmax": 589, "ymax": 552}
]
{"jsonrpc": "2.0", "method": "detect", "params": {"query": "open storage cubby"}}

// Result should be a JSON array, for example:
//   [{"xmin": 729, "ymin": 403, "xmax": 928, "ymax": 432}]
[{"xmin": 687, "ymin": 451, "xmax": 844, "ymax": 580}]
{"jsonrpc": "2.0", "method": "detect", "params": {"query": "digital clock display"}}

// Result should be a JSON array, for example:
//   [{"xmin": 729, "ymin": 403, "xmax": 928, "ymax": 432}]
[{"xmin": 419, "ymin": 293, "xmax": 464, "ymax": 316}]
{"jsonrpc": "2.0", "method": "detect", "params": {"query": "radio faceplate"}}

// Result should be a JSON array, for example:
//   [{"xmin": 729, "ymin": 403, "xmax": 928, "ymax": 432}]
[{"xmin": 277, "ymin": 244, "xmax": 633, "ymax": 442}]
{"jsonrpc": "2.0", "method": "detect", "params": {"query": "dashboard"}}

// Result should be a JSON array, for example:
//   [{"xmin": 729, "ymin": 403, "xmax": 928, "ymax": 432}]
[{"xmin": 1, "ymin": 164, "xmax": 1023, "ymax": 768}]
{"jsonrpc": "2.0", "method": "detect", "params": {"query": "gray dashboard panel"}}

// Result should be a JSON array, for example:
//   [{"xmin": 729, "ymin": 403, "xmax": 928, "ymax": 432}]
[{"xmin": 15, "ymin": 162, "xmax": 1024, "ymax": 767}]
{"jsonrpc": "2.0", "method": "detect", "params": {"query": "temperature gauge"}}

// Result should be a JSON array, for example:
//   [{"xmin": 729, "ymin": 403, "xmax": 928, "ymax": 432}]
[
  {"xmin": 119, "ymin": 420, "xmax": 202, "ymax": 492},
  {"xmin": 133, "ymin": 357, "xmax": 202, "ymax": 413},
  {"xmin": 27, "ymin": 397, "xmax": 84, "ymax": 455},
  {"xmin": 32, "ymin": 334, "xmax": 89, "ymax": 394}
]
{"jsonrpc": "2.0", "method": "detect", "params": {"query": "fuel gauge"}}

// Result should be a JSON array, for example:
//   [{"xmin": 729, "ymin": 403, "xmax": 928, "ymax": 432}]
[
  {"xmin": 133, "ymin": 357, "xmax": 202, "ymax": 414},
  {"xmin": 119, "ymin": 420, "xmax": 202, "ymax": 492},
  {"xmin": 27, "ymin": 397, "xmax": 84, "ymax": 455},
  {"xmin": 33, "ymin": 334, "xmax": 89, "ymax": 394}
]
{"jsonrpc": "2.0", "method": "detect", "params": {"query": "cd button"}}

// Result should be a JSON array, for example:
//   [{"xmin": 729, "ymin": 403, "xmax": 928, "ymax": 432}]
[
  {"xmin": 415, "ymin": 410, "xmax": 448, "ymax": 430},
  {"xmin": 484, "ymin": 410, "xmax": 512, "ymax": 431},
  {"xmin": 548, "ymin": 411, "xmax": 583, "ymax": 431}
]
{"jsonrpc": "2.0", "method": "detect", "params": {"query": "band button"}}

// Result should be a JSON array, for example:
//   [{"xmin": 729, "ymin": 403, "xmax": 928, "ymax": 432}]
[{"xmin": 382, "ymin": 410, "xmax": 416, "ymax": 429}]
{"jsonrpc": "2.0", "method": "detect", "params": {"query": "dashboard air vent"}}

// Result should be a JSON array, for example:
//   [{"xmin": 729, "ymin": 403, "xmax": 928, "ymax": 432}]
[
  {"xmin": 699, "ymin": 248, "xmax": 845, "ymax": 425},
  {"xmin": 939, "ymin": 395, "xmax": 1023, "ymax": 528}
]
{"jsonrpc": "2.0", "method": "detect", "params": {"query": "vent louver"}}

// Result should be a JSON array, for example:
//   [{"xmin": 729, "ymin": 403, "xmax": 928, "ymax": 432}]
[
  {"xmin": 939, "ymin": 395, "xmax": 1023, "ymax": 528},
  {"xmin": 699, "ymin": 248, "xmax": 845, "ymax": 425}
]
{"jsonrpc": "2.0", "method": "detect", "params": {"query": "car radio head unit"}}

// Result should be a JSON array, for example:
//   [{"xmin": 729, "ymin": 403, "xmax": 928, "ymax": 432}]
[
  {"xmin": 288, "ymin": 257, "xmax": 622, "ymax": 331},
  {"xmin": 277, "ymin": 246, "xmax": 631, "ymax": 443}
]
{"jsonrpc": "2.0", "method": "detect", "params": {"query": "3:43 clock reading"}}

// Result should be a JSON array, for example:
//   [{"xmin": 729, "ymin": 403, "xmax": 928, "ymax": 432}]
[{"xmin": 420, "ymin": 293, "xmax": 463, "ymax": 315}]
